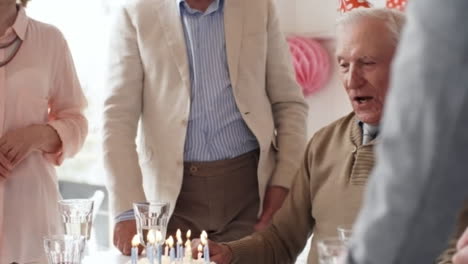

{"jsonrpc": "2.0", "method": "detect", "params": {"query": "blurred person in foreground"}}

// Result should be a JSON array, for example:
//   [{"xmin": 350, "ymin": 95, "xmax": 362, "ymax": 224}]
[
  {"xmin": 344, "ymin": 0, "xmax": 468, "ymax": 263},
  {"xmin": 0, "ymin": 0, "xmax": 88, "ymax": 262}
]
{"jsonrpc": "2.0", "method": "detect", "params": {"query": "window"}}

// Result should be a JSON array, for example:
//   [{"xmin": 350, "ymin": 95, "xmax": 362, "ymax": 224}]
[{"xmin": 27, "ymin": 0, "xmax": 124, "ymax": 249}]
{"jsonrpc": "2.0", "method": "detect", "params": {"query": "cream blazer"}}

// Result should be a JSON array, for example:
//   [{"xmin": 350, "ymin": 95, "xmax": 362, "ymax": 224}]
[{"xmin": 103, "ymin": 0, "xmax": 308, "ymax": 217}]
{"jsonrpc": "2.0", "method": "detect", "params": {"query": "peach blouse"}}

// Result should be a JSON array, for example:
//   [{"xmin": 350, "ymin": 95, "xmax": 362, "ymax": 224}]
[{"xmin": 0, "ymin": 7, "xmax": 87, "ymax": 263}]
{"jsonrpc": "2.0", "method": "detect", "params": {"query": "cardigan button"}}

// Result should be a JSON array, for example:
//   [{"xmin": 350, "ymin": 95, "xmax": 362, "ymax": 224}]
[{"xmin": 352, "ymin": 146, "xmax": 358, "ymax": 153}]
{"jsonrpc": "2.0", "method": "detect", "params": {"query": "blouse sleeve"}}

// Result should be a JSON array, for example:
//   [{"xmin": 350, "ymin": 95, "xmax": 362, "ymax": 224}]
[{"xmin": 44, "ymin": 29, "xmax": 88, "ymax": 165}]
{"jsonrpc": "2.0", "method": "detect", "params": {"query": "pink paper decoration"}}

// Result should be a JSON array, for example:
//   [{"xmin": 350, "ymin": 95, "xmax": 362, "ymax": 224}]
[
  {"xmin": 339, "ymin": 0, "xmax": 372, "ymax": 13},
  {"xmin": 386, "ymin": 0, "xmax": 407, "ymax": 11},
  {"xmin": 287, "ymin": 36, "xmax": 331, "ymax": 97}
]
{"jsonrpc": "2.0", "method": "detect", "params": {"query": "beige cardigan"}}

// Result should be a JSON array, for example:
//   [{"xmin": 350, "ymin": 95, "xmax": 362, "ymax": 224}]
[{"xmin": 227, "ymin": 112, "xmax": 375, "ymax": 264}]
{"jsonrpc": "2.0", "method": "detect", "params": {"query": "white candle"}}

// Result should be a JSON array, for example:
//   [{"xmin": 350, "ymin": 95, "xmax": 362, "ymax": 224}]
[
  {"xmin": 176, "ymin": 229, "xmax": 183, "ymax": 259},
  {"xmin": 168, "ymin": 236, "xmax": 175, "ymax": 262},
  {"xmin": 201, "ymin": 231, "xmax": 210, "ymax": 263},
  {"xmin": 147, "ymin": 230, "xmax": 156, "ymax": 264},
  {"xmin": 186, "ymin": 230, "xmax": 191, "ymax": 244},
  {"xmin": 165, "ymin": 239, "xmax": 169, "ymax": 257},
  {"xmin": 131, "ymin": 234, "xmax": 140, "ymax": 264},
  {"xmin": 183, "ymin": 230, "xmax": 192, "ymax": 260},
  {"xmin": 184, "ymin": 239, "xmax": 192, "ymax": 260},
  {"xmin": 156, "ymin": 231, "xmax": 163, "ymax": 264},
  {"xmin": 197, "ymin": 244, "xmax": 203, "ymax": 261}
]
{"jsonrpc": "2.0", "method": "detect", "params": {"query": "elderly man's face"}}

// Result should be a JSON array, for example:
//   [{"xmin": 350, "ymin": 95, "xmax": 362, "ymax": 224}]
[{"xmin": 336, "ymin": 18, "xmax": 396, "ymax": 125}]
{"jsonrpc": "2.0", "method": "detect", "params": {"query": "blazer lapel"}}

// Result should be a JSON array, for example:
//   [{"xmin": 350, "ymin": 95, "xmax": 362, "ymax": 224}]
[
  {"xmin": 155, "ymin": 0, "xmax": 190, "ymax": 92},
  {"xmin": 224, "ymin": 0, "xmax": 244, "ymax": 90}
]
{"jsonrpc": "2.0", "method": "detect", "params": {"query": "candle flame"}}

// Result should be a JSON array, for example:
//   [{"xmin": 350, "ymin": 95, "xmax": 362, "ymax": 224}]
[
  {"xmin": 201, "ymin": 234, "xmax": 208, "ymax": 246},
  {"xmin": 201, "ymin": 230, "xmax": 208, "ymax": 240},
  {"xmin": 147, "ymin": 229, "xmax": 156, "ymax": 244},
  {"xmin": 197, "ymin": 244, "xmax": 203, "ymax": 252},
  {"xmin": 187, "ymin": 230, "xmax": 191, "ymax": 239},
  {"xmin": 168, "ymin": 235, "xmax": 174, "ymax": 248},
  {"xmin": 131, "ymin": 234, "xmax": 140, "ymax": 247},
  {"xmin": 156, "ymin": 230, "xmax": 163, "ymax": 243}
]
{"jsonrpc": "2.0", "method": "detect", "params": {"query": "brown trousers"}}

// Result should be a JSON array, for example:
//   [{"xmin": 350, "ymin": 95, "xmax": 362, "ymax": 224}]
[{"xmin": 167, "ymin": 150, "xmax": 260, "ymax": 242}]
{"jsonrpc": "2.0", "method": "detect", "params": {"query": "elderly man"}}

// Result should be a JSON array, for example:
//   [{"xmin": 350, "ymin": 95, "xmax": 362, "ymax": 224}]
[{"xmin": 202, "ymin": 8, "xmax": 405, "ymax": 264}]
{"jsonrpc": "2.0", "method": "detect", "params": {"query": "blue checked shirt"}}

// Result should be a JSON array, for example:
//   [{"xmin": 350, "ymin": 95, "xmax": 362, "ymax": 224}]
[{"xmin": 116, "ymin": 0, "xmax": 259, "ymax": 222}]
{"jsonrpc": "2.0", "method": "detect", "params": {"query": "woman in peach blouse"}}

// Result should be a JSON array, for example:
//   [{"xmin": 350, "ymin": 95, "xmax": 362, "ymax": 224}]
[{"xmin": 0, "ymin": 0, "xmax": 88, "ymax": 262}]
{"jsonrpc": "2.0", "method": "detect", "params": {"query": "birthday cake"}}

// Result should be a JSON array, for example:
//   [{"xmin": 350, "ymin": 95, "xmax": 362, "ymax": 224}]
[{"xmin": 128, "ymin": 230, "xmax": 215, "ymax": 264}]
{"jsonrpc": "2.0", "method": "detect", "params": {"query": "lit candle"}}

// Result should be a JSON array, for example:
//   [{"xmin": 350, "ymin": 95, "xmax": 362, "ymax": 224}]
[
  {"xmin": 165, "ymin": 238, "xmax": 169, "ymax": 257},
  {"xmin": 184, "ymin": 240, "xmax": 192, "ymax": 260},
  {"xmin": 147, "ymin": 230, "xmax": 156, "ymax": 264},
  {"xmin": 168, "ymin": 236, "xmax": 175, "ymax": 262},
  {"xmin": 131, "ymin": 234, "xmax": 140, "ymax": 264},
  {"xmin": 201, "ymin": 231, "xmax": 210, "ymax": 263},
  {"xmin": 185, "ymin": 230, "xmax": 192, "ymax": 260},
  {"xmin": 156, "ymin": 230, "xmax": 163, "ymax": 264},
  {"xmin": 197, "ymin": 244, "xmax": 203, "ymax": 261},
  {"xmin": 176, "ymin": 229, "xmax": 183, "ymax": 260}
]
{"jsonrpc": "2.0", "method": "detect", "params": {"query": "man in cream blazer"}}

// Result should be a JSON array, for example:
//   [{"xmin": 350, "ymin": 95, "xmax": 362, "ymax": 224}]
[{"xmin": 103, "ymin": 0, "xmax": 307, "ymax": 255}]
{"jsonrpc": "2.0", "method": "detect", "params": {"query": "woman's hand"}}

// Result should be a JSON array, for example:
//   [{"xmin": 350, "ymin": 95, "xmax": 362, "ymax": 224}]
[{"xmin": 0, "ymin": 125, "xmax": 62, "ymax": 177}]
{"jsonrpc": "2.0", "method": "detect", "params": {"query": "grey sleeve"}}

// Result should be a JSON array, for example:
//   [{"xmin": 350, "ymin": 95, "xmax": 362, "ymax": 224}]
[{"xmin": 347, "ymin": 1, "xmax": 468, "ymax": 263}]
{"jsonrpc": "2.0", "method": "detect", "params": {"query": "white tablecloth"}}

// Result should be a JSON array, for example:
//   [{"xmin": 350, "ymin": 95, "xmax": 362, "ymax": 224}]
[
  {"xmin": 83, "ymin": 250, "xmax": 131, "ymax": 264},
  {"xmin": 83, "ymin": 245, "xmax": 310, "ymax": 264}
]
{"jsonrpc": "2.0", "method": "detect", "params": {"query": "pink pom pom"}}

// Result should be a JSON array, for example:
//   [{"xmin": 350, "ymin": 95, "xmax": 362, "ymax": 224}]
[
  {"xmin": 338, "ymin": 0, "xmax": 372, "ymax": 14},
  {"xmin": 386, "ymin": 0, "xmax": 407, "ymax": 11},
  {"xmin": 287, "ymin": 36, "xmax": 331, "ymax": 97}
]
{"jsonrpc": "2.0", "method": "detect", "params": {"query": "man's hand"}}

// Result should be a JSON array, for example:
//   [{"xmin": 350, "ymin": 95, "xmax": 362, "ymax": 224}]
[
  {"xmin": 254, "ymin": 186, "xmax": 289, "ymax": 231},
  {"xmin": 0, "ymin": 125, "xmax": 61, "ymax": 172},
  {"xmin": 191, "ymin": 239, "xmax": 233, "ymax": 264},
  {"xmin": 114, "ymin": 220, "xmax": 143, "ymax": 256},
  {"xmin": 453, "ymin": 227, "xmax": 468, "ymax": 264}
]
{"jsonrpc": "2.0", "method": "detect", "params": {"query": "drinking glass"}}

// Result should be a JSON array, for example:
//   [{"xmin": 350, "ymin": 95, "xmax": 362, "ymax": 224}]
[
  {"xmin": 317, "ymin": 237, "xmax": 347, "ymax": 264},
  {"xmin": 43, "ymin": 235, "xmax": 86, "ymax": 264},
  {"xmin": 58, "ymin": 199, "xmax": 94, "ymax": 240},
  {"xmin": 133, "ymin": 201, "xmax": 170, "ymax": 246}
]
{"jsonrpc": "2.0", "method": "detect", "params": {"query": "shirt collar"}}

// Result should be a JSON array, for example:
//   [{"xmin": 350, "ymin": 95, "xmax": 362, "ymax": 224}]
[
  {"xmin": 352, "ymin": 117, "xmax": 379, "ymax": 145},
  {"xmin": 356, "ymin": 120, "xmax": 379, "ymax": 131},
  {"xmin": 358, "ymin": 120, "xmax": 379, "ymax": 142},
  {"xmin": 178, "ymin": 0, "xmax": 222, "ymax": 15},
  {"xmin": 361, "ymin": 122, "xmax": 379, "ymax": 135},
  {"xmin": 11, "ymin": 6, "xmax": 28, "ymax": 41}
]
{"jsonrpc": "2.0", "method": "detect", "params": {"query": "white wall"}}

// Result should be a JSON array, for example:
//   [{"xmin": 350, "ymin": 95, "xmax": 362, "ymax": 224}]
[
  {"xmin": 274, "ymin": 0, "xmax": 386, "ymax": 136},
  {"xmin": 275, "ymin": 0, "xmax": 353, "ymax": 136}
]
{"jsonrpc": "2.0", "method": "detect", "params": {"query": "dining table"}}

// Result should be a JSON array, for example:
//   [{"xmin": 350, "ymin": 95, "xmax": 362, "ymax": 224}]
[{"xmin": 83, "ymin": 249, "xmax": 132, "ymax": 264}]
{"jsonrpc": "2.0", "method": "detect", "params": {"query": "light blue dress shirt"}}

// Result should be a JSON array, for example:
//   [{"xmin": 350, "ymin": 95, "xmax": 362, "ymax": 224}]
[{"xmin": 178, "ymin": 0, "xmax": 259, "ymax": 162}]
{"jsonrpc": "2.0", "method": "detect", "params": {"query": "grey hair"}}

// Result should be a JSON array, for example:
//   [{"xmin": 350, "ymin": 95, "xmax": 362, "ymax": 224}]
[{"xmin": 336, "ymin": 8, "xmax": 406, "ymax": 46}]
